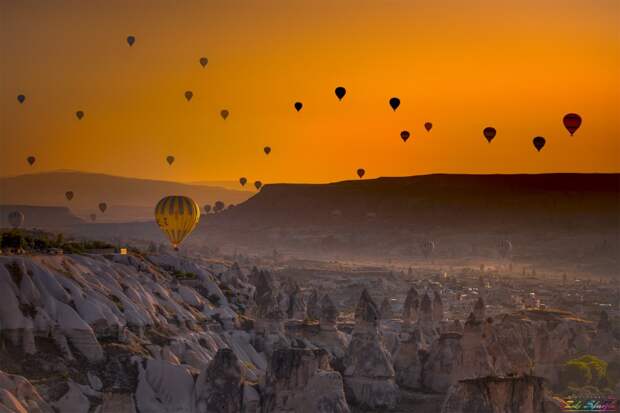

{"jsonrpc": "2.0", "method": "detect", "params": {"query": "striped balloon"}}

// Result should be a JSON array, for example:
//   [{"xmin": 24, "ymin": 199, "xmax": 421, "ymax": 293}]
[{"xmin": 154, "ymin": 195, "xmax": 201, "ymax": 250}]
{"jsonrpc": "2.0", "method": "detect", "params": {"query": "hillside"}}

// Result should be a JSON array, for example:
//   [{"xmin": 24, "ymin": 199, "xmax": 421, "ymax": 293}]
[{"xmin": 0, "ymin": 171, "xmax": 254, "ymax": 221}]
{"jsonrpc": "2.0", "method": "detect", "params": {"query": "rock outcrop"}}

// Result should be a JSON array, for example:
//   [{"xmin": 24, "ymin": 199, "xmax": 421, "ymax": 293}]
[
  {"xmin": 343, "ymin": 289, "xmax": 398, "ymax": 409},
  {"xmin": 0, "ymin": 370, "xmax": 53, "ymax": 413},
  {"xmin": 195, "ymin": 348, "xmax": 242, "ymax": 413},
  {"xmin": 380, "ymin": 297, "xmax": 394, "ymax": 320}
]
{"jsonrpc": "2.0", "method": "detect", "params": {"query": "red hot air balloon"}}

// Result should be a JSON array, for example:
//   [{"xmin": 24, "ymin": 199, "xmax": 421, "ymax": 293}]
[
  {"xmin": 294, "ymin": 102, "xmax": 303, "ymax": 112},
  {"xmin": 27, "ymin": 156, "xmax": 36, "ymax": 166},
  {"xmin": 65, "ymin": 191, "xmax": 74, "ymax": 201},
  {"xmin": 199, "ymin": 57, "xmax": 208, "ymax": 68},
  {"xmin": 424, "ymin": 122, "xmax": 432, "ymax": 132},
  {"xmin": 220, "ymin": 110, "xmax": 229, "ymax": 120},
  {"xmin": 356, "ymin": 168, "xmax": 365, "ymax": 178},
  {"xmin": 483, "ymin": 127, "xmax": 496, "ymax": 143},
  {"xmin": 400, "ymin": 131, "xmax": 410, "ymax": 142},
  {"xmin": 563, "ymin": 113, "xmax": 582, "ymax": 136},
  {"xmin": 264, "ymin": 146, "xmax": 271, "ymax": 155},
  {"xmin": 389, "ymin": 97, "xmax": 400, "ymax": 111},
  {"xmin": 98, "ymin": 203, "xmax": 107, "ymax": 213},
  {"xmin": 76, "ymin": 110, "xmax": 84, "ymax": 120},
  {"xmin": 166, "ymin": 155, "xmax": 175, "ymax": 165},
  {"xmin": 335, "ymin": 87, "xmax": 346, "ymax": 101},
  {"xmin": 533, "ymin": 136, "xmax": 546, "ymax": 152}
]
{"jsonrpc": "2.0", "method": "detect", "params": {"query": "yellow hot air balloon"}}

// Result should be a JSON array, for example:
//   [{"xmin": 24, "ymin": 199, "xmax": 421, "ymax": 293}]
[{"xmin": 155, "ymin": 196, "xmax": 200, "ymax": 250}]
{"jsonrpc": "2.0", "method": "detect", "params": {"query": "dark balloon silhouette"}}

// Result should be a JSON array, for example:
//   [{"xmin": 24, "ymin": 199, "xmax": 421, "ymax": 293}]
[
  {"xmin": 27, "ymin": 156, "xmax": 36, "ymax": 166},
  {"xmin": 204, "ymin": 204, "xmax": 211, "ymax": 214},
  {"xmin": 254, "ymin": 181, "xmax": 262, "ymax": 190},
  {"xmin": 199, "ymin": 57, "xmax": 208, "ymax": 68},
  {"xmin": 17, "ymin": 94, "xmax": 26, "ymax": 104},
  {"xmin": 90, "ymin": 214, "xmax": 96, "ymax": 222},
  {"xmin": 294, "ymin": 102, "xmax": 303, "ymax": 112},
  {"xmin": 239, "ymin": 177, "xmax": 247, "ymax": 186},
  {"xmin": 75, "ymin": 110, "xmax": 84, "ymax": 120},
  {"xmin": 126, "ymin": 36, "xmax": 135, "ymax": 46},
  {"xmin": 389, "ymin": 97, "xmax": 400, "ymax": 111},
  {"xmin": 424, "ymin": 122, "xmax": 433, "ymax": 132},
  {"xmin": 356, "ymin": 168, "xmax": 365, "ymax": 178},
  {"xmin": 483, "ymin": 127, "xmax": 496, "ymax": 143},
  {"xmin": 98, "ymin": 203, "xmax": 107, "ymax": 213},
  {"xmin": 65, "ymin": 191, "xmax": 74, "ymax": 201},
  {"xmin": 497, "ymin": 239, "xmax": 513, "ymax": 258},
  {"xmin": 166, "ymin": 155, "xmax": 175, "ymax": 165},
  {"xmin": 220, "ymin": 109, "xmax": 229, "ymax": 120},
  {"xmin": 533, "ymin": 136, "xmax": 546, "ymax": 152},
  {"xmin": 214, "ymin": 201, "xmax": 225, "ymax": 212},
  {"xmin": 8, "ymin": 211, "xmax": 24, "ymax": 229},
  {"xmin": 335, "ymin": 87, "xmax": 346, "ymax": 101},
  {"xmin": 400, "ymin": 130, "xmax": 410, "ymax": 142},
  {"xmin": 420, "ymin": 239, "xmax": 435, "ymax": 259},
  {"xmin": 184, "ymin": 91, "xmax": 193, "ymax": 102},
  {"xmin": 563, "ymin": 113, "xmax": 582, "ymax": 136},
  {"xmin": 264, "ymin": 146, "xmax": 271, "ymax": 155}
]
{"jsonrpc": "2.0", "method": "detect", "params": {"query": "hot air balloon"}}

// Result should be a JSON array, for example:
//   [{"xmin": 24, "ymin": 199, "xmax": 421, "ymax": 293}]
[
  {"xmin": 90, "ymin": 214, "xmax": 96, "ymax": 222},
  {"xmin": 400, "ymin": 130, "xmax": 410, "ymax": 142},
  {"xmin": 155, "ymin": 195, "xmax": 200, "ymax": 250},
  {"xmin": 424, "ymin": 122, "xmax": 433, "ymax": 132},
  {"xmin": 420, "ymin": 239, "xmax": 435, "ymax": 259},
  {"xmin": 497, "ymin": 239, "xmax": 513, "ymax": 259},
  {"xmin": 335, "ymin": 87, "xmax": 346, "ymax": 101},
  {"xmin": 17, "ymin": 94, "xmax": 25, "ymax": 104},
  {"xmin": 8, "ymin": 211, "xmax": 24, "ymax": 229},
  {"xmin": 26, "ymin": 156, "xmax": 35, "ymax": 166},
  {"xmin": 389, "ymin": 97, "xmax": 400, "ymax": 111},
  {"xmin": 213, "ymin": 200, "xmax": 225, "ymax": 213},
  {"xmin": 483, "ymin": 127, "xmax": 496, "ymax": 143},
  {"xmin": 254, "ymin": 181, "xmax": 262, "ymax": 190},
  {"xmin": 533, "ymin": 136, "xmax": 546, "ymax": 152},
  {"xmin": 98, "ymin": 203, "xmax": 107, "ymax": 213},
  {"xmin": 264, "ymin": 146, "xmax": 271, "ymax": 155},
  {"xmin": 166, "ymin": 155, "xmax": 175, "ymax": 165},
  {"xmin": 563, "ymin": 113, "xmax": 582, "ymax": 136},
  {"xmin": 76, "ymin": 110, "xmax": 84, "ymax": 120},
  {"xmin": 65, "ymin": 191, "xmax": 74, "ymax": 201},
  {"xmin": 356, "ymin": 168, "xmax": 365, "ymax": 179},
  {"xmin": 204, "ymin": 204, "xmax": 211, "ymax": 214},
  {"xmin": 220, "ymin": 110, "xmax": 229, "ymax": 120},
  {"xmin": 294, "ymin": 102, "xmax": 303, "ymax": 112},
  {"xmin": 199, "ymin": 57, "xmax": 208, "ymax": 68},
  {"xmin": 126, "ymin": 36, "xmax": 135, "ymax": 46},
  {"xmin": 239, "ymin": 177, "xmax": 247, "ymax": 186},
  {"xmin": 184, "ymin": 91, "xmax": 193, "ymax": 102}
]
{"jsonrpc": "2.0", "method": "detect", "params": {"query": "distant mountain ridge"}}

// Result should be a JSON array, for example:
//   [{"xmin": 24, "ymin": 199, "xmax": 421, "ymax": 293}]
[
  {"xmin": 0, "ymin": 205, "xmax": 83, "ymax": 228},
  {"xmin": 0, "ymin": 171, "xmax": 254, "ymax": 221}
]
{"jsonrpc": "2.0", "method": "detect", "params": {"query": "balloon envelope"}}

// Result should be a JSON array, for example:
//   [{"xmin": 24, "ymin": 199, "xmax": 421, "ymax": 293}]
[
  {"xmin": 65, "ymin": 191, "xmax": 74, "ymax": 201},
  {"xmin": 17, "ymin": 94, "xmax": 25, "ymax": 104},
  {"xmin": 389, "ymin": 97, "xmax": 400, "ymax": 111},
  {"xmin": 199, "ymin": 57, "xmax": 208, "ymax": 67},
  {"xmin": 483, "ymin": 127, "xmax": 496, "ymax": 143},
  {"xmin": 90, "ymin": 214, "xmax": 96, "ymax": 222},
  {"xmin": 356, "ymin": 168, "xmax": 365, "ymax": 178},
  {"xmin": 563, "ymin": 113, "xmax": 582, "ymax": 136},
  {"xmin": 533, "ymin": 136, "xmax": 546, "ymax": 151},
  {"xmin": 220, "ymin": 110, "xmax": 229, "ymax": 120},
  {"xmin": 184, "ymin": 91, "xmax": 193, "ymax": 101},
  {"xmin": 27, "ymin": 156, "xmax": 35, "ymax": 166},
  {"xmin": 239, "ymin": 177, "xmax": 247, "ymax": 186},
  {"xmin": 335, "ymin": 87, "xmax": 346, "ymax": 101},
  {"xmin": 497, "ymin": 240, "xmax": 513, "ymax": 258},
  {"xmin": 76, "ymin": 110, "xmax": 84, "ymax": 120},
  {"xmin": 263, "ymin": 146, "xmax": 271, "ymax": 155},
  {"xmin": 98, "ymin": 203, "xmax": 107, "ymax": 213},
  {"xmin": 400, "ymin": 130, "xmax": 410, "ymax": 142},
  {"xmin": 424, "ymin": 122, "xmax": 433, "ymax": 132},
  {"xmin": 294, "ymin": 102, "xmax": 303, "ymax": 112},
  {"xmin": 8, "ymin": 211, "xmax": 24, "ymax": 229},
  {"xmin": 420, "ymin": 239, "xmax": 435, "ymax": 258},
  {"xmin": 126, "ymin": 36, "xmax": 135, "ymax": 46},
  {"xmin": 155, "ymin": 196, "xmax": 200, "ymax": 249},
  {"xmin": 254, "ymin": 181, "xmax": 262, "ymax": 190},
  {"xmin": 166, "ymin": 155, "xmax": 175, "ymax": 165},
  {"xmin": 204, "ymin": 204, "xmax": 211, "ymax": 213}
]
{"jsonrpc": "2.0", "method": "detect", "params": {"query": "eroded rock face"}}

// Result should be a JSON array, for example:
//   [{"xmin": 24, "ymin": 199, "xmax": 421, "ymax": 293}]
[
  {"xmin": 421, "ymin": 332, "xmax": 462, "ymax": 393},
  {"xmin": 306, "ymin": 289, "xmax": 321, "ymax": 321},
  {"xmin": 343, "ymin": 289, "xmax": 398, "ymax": 410},
  {"xmin": 263, "ymin": 348, "xmax": 350, "ymax": 413},
  {"xmin": 432, "ymin": 291, "xmax": 443, "ymax": 323},
  {"xmin": 308, "ymin": 295, "xmax": 350, "ymax": 360},
  {"xmin": 287, "ymin": 285, "xmax": 307, "ymax": 321},
  {"xmin": 441, "ymin": 375, "xmax": 549, "ymax": 413},
  {"xmin": 402, "ymin": 287, "xmax": 419, "ymax": 327},
  {"xmin": 195, "ymin": 348, "xmax": 242, "ymax": 413},
  {"xmin": 380, "ymin": 297, "xmax": 394, "ymax": 320},
  {"xmin": 0, "ymin": 370, "xmax": 53, "ymax": 413},
  {"xmin": 393, "ymin": 328, "xmax": 423, "ymax": 390}
]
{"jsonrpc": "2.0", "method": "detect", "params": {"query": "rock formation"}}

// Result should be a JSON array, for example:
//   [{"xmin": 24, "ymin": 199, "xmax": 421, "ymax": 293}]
[
  {"xmin": 195, "ymin": 348, "xmax": 242, "ymax": 413},
  {"xmin": 380, "ymin": 297, "xmax": 394, "ymax": 320},
  {"xmin": 343, "ymin": 289, "xmax": 399, "ymax": 409},
  {"xmin": 473, "ymin": 297, "xmax": 485, "ymax": 322},
  {"xmin": 263, "ymin": 348, "xmax": 350, "ymax": 413},
  {"xmin": 287, "ymin": 285, "xmax": 307, "ymax": 320},
  {"xmin": 432, "ymin": 290, "xmax": 443, "ymax": 323},
  {"xmin": 306, "ymin": 289, "xmax": 321, "ymax": 321},
  {"xmin": 402, "ymin": 287, "xmax": 419, "ymax": 327},
  {"xmin": 421, "ymin": 332, "xmax": 462, "ymax": 392}
]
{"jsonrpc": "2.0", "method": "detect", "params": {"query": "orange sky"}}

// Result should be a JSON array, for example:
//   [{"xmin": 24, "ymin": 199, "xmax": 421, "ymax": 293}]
[{"xmin": 1, "ymin": 0, "xmax": 619, "ymax": 184}]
